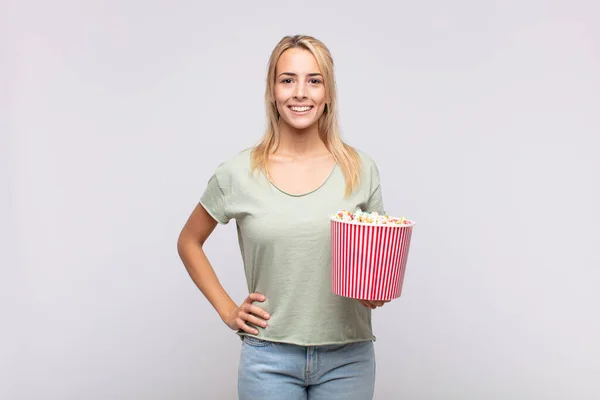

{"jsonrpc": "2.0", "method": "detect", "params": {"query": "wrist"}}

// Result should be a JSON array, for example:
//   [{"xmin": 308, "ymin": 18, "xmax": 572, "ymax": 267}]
[{"xmin": 217, "ymin": 300, "xmax": 237, "ymax": 322}]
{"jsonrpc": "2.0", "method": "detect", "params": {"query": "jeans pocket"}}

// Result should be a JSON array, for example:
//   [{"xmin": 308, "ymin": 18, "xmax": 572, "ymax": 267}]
[{"xmin": 243, "ymin": 335, "xmax": 273, "ymax": 348}]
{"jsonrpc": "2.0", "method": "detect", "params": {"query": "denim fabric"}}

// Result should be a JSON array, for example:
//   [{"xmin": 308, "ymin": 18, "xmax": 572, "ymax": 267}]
[{"xmin": 238, "ymin": 336, "xmax": 376, "ymax": 400}]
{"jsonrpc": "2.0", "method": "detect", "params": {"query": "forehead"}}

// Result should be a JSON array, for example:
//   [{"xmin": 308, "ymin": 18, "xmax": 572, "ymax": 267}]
[{"xmin": 276, "ymin": 48, "xmax": 321, "ymax": 74}]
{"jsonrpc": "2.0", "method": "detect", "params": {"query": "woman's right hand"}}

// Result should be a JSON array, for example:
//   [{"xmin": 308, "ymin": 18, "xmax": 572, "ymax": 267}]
[
  {"xmin": 358, "ymin": 299, "xmax": 390, "ymax": 309},
  {"xmin": 223, "ymin": 293, "xmax": 270, "ymax": 335}
]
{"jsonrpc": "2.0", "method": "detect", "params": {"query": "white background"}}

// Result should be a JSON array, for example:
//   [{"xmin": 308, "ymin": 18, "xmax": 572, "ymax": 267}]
[{"xmin": 2, "ymin": 0, "xmax": 599, "ymax": 398}]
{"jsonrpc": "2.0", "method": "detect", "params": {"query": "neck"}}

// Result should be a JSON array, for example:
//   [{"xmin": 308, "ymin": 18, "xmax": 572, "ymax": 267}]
[{"xmin": 275, "ymin": 120, "xmax": 328, "ymax": 158}]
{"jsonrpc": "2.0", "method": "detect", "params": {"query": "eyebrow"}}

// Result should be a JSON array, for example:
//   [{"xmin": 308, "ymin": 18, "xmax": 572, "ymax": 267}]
[{"xmin": 277, "ymin": 72, "xmax": 323, "ymax": 78}]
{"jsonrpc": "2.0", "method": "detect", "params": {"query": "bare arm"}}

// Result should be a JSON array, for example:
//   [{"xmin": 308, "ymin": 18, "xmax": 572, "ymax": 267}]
[{"xmin": 176, "ymin": 203, "xmax": 270, "ymax": 333}]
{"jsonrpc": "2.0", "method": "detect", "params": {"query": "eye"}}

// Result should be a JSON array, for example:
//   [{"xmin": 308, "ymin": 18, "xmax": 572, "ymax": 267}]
[
  {"xmin": 310, "ymin": 79, "xmax": 322, "ymax": 84},
  {"xmin": 281, "ymin": 78, "xmax": 293, "ymax": 84}
]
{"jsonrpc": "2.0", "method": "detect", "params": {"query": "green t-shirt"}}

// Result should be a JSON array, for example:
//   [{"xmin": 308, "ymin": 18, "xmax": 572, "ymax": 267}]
[{"xmin": 200, "ymin": 148, "xmax": 384, "ymax": 346}]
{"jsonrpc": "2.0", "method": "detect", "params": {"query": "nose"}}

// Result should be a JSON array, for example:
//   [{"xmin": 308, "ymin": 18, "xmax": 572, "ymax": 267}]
[{"xmin": 293, "ymin": 81, "xmax": 307, "ymax": 99}]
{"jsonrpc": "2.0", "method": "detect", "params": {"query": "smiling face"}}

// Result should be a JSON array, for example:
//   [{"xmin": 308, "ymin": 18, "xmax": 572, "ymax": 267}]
[{"xmin": 273, "ymin": 48, "xmax": 328, "ymax": 131}]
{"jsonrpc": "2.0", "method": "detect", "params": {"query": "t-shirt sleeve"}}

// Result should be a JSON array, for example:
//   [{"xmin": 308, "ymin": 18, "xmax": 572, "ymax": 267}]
[
  {"xmin": 199, "ymin": 169, "xmax": 231, "ymax": 225},
  {"xmin": 366, "ymin": 185, "xmax": 384, "ymax": 214},
  {"xmin": 365, "ymin": 161, "xmax": 385, "ymax": 215}
]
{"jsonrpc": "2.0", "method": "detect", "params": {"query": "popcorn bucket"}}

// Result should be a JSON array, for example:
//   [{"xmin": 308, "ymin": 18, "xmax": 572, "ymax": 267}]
[{"xmin": 330, "ymin": 218, "xmax": 415, "ymax": 300}]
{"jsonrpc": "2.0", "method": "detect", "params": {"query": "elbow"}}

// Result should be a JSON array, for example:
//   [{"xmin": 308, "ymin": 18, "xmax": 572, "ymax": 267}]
[
  {"xmin": 177, "ymin": 232, "xmax": 189, "ymax": 256},
  {"xmin": 177, "ymin": 234, "xmax": 190, "ymax": 255},
  {"xmin": 176, "ymin": 236, "xmax": 185, "ymax": 256},
  {"xmin": 177, "ymin": 232, "xmax": 203, "ymax": 256}
]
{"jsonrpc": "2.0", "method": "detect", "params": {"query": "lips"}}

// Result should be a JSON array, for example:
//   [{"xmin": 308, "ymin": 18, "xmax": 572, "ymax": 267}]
[{"xmin": 288, "ymin": 105, "xmax": 314, "ymax": 114}]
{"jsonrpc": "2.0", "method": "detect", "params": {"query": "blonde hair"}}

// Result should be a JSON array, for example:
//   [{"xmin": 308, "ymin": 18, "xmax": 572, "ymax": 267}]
[{"xmin": 250, "ymin": 34, "xmax": 361, "ymax": 197}]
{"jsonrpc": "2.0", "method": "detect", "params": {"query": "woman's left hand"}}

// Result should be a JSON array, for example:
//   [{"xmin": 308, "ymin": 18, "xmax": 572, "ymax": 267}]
[{"xmin": 358, "ymin": 300, "xmax": 390, "ymax": 309}]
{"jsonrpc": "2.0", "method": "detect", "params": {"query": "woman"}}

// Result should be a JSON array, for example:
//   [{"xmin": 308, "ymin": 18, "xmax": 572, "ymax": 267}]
[{"xmin": 177, "ymin": 34, "xmax": 390, "ymax": 400}]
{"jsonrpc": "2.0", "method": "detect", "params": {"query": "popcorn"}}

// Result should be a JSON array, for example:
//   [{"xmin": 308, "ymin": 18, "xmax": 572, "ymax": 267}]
[{"xmin": 331, "ymin": 209, "xmax": 412, "ymax": 225}]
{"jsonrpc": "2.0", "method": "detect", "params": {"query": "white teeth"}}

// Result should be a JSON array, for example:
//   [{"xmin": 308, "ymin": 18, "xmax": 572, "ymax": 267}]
[{"xmin": 290, "ymin": 106, "xmax": 312, "ymax": 112}]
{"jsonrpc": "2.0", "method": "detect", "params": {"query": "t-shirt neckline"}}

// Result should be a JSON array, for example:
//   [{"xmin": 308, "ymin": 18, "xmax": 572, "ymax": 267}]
[{"xmin": 266, "ymin": 163, "xmax": 338, "ymax": 198}]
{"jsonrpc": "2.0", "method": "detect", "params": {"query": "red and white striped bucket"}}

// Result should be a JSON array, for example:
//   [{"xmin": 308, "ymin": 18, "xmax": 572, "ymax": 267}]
[{"xmin": 330, "ymin": 218, "xmax": 415, "ymax": 300}]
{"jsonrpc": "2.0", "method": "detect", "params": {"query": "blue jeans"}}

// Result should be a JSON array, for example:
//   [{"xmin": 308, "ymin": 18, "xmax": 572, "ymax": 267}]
[{"xmin": 238, "ymin": 336, "xmax": 376, "ymax": 400}]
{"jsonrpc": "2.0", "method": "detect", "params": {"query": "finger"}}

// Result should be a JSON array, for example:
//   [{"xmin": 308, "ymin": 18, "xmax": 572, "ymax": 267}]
[
  {"xmin": 242, "ymin": 312, "xmax": 269, "ymax": 328},
  {"xmin": 240, "ymin": 302, "xmax": 270, "ymax": 319},
  {"xmin": 373, "ymin": 301, "xmax": 385, "ymax": 307},
  {"xmin": 248, "ymin": 305, "xmax": 270, "ymax": 320},
  {"xmin": 359, "ymin": 300, "xmax": 375, "ymax": 309},
  {"xmin": 236, "ymin": 317, "xmax": 259, "ymax": 335},
  {"xmin": 246, "ymin": 293, "xmax": 266, "ymax": 303}
]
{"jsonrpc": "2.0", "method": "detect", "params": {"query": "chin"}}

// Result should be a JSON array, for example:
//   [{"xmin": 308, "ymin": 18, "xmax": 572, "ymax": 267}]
[
  {"xmin": 281, "ymin": 115, "xmax": 322, "ymax": 131},
  {"xmin": 287, "ymin": 121, "xmax": 316, "ymax": 130}
]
